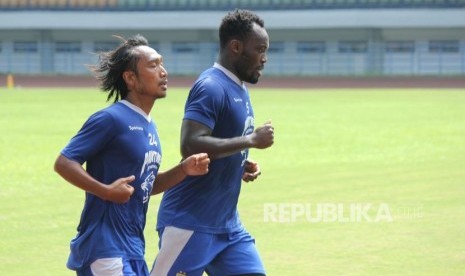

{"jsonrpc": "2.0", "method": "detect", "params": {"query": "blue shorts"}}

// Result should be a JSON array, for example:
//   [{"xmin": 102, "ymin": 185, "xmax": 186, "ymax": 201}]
[
  {"xmin": 150, "ymin": 226, "xmax": 265, "ymax": 276},
  {"xmin": 77, "ymin": 258, "xmax": 149, "ymax": 276}
]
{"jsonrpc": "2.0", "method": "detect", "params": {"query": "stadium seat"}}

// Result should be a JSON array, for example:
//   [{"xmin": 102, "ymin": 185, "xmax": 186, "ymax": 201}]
[
  {"xmin": 176, "ymin": 0, "xmax": 189, "ymax": 10},
  {"xmin": 118, "ymin": 0, "xmax": 137, "ymax": 9},
  {"xmin": 0, "ymin": 0, "xmax": 28, "ymax": 8},
  {"xmin": 301, "ymin": 0, "xmax": 327, "ymax": 8},
  {"xmin": 48, "ymin": 0, "xmax": 65, "ymax": 7},
  {"xmin": 54, "ymin": 0, "xmax": 69, "ymax": 8},
  {"xmin": 92, "ymin": 0, "xmax": 106, "ymax": 7},
  {"xmin": 105, "ymin": 0, "xmax": 118, "ymax": 7},
  {"xmin": 152, "ymin": 0, "xmax": 176, "ymax": 9},
  {"xmin": 244, "ymin": 0, "xmax": 262, "ymax": 9},
  {"xmin": 68, "ymin": 0, "xmax": 106, "ymax": 8},
  {"xmin": 31, "ymin": 0, "xmax": 51, "ymax": 8},
  {"xmin": 274, "ymin": 0, "xmax": 297, "ymax": 8},
  {"xmin": 68, "ymin": 0, "xmax": 80, "ymax": 7},
  {"xmin": 1, "ymin": 0, "xmax": 462, "ymax": 11},
  {"xmin": 0, "ymin": 0, "xmax": 8, "ymax": 8}
]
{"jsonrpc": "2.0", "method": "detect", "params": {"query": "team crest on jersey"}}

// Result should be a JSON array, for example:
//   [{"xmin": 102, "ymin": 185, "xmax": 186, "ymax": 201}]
[
  {"xmin": 141, "ymin": 171, "xmax": 155, "ymax": 203},
  {"xmin": 140, "ymin": 150, "xmax": 161, "ymax": 177},
  {"xmin": 241, "ymin": 116, "xmax": 254, "ymax": 166}
]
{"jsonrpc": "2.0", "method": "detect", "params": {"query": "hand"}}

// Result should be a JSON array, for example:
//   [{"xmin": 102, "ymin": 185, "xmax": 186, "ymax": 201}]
[
  {"xmin": 181, "ymin": 153, "xmax": 210, "ymax": 176},
  {"xmin": 242, "ymin": 160, "xmax": 261, "ymax": 182},
  {"xmin": 104, "ymin": 175, "xmax": 135, "ymax": 204},
  {"xmin": 249, "ymin": 120, "xmax": 274, "ymax": 149}
]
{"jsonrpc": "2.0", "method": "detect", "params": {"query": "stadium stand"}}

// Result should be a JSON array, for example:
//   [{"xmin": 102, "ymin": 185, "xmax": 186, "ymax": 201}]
[
  {"xmin": 1, "ymin": 0, "xmax": 465, "ymax": 10},
  {"xmin": 1, "ymin": 0, "xmax": 464, "ymax": 76}
]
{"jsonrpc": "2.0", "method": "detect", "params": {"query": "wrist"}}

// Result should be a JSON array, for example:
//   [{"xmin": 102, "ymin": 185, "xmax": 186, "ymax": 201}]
[
  {"xmin": 245, "ymin": 134, "xmax": 255, "ymax": 148},
  {"xmin": 94, "ymin": 182, "xmax": 110, "ymax": 201},
  {"xmin": 180, "ymin": 160, "xmax": 188, "ymax": 176}
]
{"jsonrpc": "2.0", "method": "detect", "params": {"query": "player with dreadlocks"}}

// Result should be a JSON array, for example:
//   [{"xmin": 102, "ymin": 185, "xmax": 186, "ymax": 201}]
[{"xmin": 54, "ymin": 34, "xmax": 209, "ymax": 276}]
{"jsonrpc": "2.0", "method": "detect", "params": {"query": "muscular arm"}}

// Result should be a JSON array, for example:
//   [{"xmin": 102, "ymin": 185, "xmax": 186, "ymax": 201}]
[
  {"xmin": 54, "ymin": 154, "xmax": 134, "ymax": 203},
  {"xmin": 181, "ymin": 119, "xmax": 274, "ymax": 160}
]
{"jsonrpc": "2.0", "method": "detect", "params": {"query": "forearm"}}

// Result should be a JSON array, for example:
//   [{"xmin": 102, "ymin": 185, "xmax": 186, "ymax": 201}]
[
  {"xmin": 180, "ymin": 119, "xmax": 273, "ymax": 160},
  {"xmin": 54, "ymin": 154, "xmax": 108, "ymax": 199},
  {"xmin": 182, "ymin": 135, "xmax": 252, "ymax": 160},
  {"xmin": 151, "ymin": 162, "xmax": 186, "ymax": 195}
]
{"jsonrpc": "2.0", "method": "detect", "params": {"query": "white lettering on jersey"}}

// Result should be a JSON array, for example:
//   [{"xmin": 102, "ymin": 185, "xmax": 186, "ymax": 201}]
[
  {"xmin": 140, "ymin": 150, "xmax": 161, "ymax": 177},
  {"xmin": 148, "ymin": 133, "xmax": 158, "ymax": 146},
  {"xmin": 129, "ymin": 125, "xmax": 144, "ymax": 131}
]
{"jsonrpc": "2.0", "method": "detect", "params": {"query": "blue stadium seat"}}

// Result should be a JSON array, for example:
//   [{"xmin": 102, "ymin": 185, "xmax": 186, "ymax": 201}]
[
  {"xmin": 106, "ymin": 0, "xmax": 118, "ymax": 8},
  {"xmin": 118, "ymin": 0, "xmax": 145, "ymax": 9}
]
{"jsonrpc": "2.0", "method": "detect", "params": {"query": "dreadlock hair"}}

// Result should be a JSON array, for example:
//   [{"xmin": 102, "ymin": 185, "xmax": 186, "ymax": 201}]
[
  {"xmin": 219, "ymin": 9, "xmax": 265, "ymax": 50},
  {"xmin": 90, "ymin": 34, "xmax": 149, "ymax": 102}
]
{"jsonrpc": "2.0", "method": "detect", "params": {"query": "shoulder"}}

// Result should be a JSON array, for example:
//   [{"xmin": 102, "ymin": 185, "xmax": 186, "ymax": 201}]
[
  {"xmin": 188, "ymin": 69, "xmax": 229, "ymax": 104},
  {"xmin": 193, "ymin": 69, "xmax": 227, "ymax": 94},
  {"xmin": 84, "ymin": 104, "xmax": 123, "ymax": 128}
]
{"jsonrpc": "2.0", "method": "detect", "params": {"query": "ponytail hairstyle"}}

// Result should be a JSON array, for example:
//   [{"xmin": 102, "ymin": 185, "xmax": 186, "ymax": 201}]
[{"xmin": 90, "ymin": 34, "xmax": 149, "ymax": 102}]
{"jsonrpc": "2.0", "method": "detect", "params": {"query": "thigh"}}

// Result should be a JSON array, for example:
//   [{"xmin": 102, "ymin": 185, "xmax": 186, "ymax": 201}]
[
  {"xmin": 150, "ymin": 226, "xmax": 225, "ymax": 276},
  {"xmin": 206, "ymin": 230, "xmax": 265, "ymax": 276},
  {"xmin": 77, "ymin": 258, "xmax": 148, "ymax": 276},
  {"xmin": 77, "ymin": 257, "xmax": 124, "ymax": 276}
]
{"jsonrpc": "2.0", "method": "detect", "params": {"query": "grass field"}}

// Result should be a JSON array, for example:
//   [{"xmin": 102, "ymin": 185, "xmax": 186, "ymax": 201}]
[{"xmin": 1, "ymin": 87, "xmax": 464, "ymax": 275}]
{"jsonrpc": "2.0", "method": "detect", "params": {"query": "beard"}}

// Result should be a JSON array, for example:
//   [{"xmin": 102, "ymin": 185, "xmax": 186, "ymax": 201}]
[
  {"xmin": 237, "ymin": 54, "xmax": 262, "ymax": 84},
  {"xmin": 245, "ymin": 72, "xmax": 260, "ymax": 84}
]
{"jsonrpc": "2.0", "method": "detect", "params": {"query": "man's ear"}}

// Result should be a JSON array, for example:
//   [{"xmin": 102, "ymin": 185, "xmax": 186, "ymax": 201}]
[
  {"xmin": 122, "ymin": 70, "xmax": 135, "ymax": 89},
  {"xmin": 229, "ymin": 39, "xmax": 243, "ymax": 55}
]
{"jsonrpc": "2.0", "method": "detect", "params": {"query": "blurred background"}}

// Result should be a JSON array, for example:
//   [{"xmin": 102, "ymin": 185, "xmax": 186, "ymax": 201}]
[
  {"xmin": 0, "ymin": 0, "xmax": 464, "ymax": 80},
  {"xmin": 1, "ymin": 2, "xmax": 465, "ymax": 275}
]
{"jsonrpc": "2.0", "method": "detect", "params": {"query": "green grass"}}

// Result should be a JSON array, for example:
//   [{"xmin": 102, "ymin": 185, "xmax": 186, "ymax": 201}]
[{"xmin": 1, "ymin": 87, "xmax": 464, "ymax": 275}]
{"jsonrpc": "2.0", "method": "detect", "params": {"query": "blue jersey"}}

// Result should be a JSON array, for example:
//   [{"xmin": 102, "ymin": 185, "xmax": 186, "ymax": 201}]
[
  {"xmin": 61, "ymin": 101, "xmax": 162, "ymax": 270},
  {"xmin": 157, "ymin": 66, "xmax": 254, "ymax": 233}
]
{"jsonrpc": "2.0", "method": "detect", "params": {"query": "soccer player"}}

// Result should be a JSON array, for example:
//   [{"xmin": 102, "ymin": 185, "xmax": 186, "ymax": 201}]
[
  {"xmin": 152, "ymin": 10, "xmax": 274, "ymax": 276},
  {"xmin": 53, "ymin": 34, "xmax": 210, "ymax": 276}
]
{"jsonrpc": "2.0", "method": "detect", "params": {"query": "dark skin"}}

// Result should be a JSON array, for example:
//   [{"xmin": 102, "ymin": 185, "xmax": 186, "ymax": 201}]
[{"xmin": 181, "ymin": 22, "xmax": 273, "ymax": 182}]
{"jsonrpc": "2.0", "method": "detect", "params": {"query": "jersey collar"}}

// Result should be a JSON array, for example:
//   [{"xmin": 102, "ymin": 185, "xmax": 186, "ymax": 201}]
[
  {"xmin": 120, "ymin": 100, "xmax": 152, "ymax": 123},
  {"xmin": 213, "ymin": 62, "xmax": 245, "ymax": 89}
]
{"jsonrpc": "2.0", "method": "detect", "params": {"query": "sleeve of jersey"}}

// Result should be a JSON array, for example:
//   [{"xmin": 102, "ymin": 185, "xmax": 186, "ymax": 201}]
[
  {"xmin": 184, "ymin": 78, "xmax": 225, "ymax": 130},
  {"xmin": 61, "ymin": 110, "xmax": 115, "ymax": 165}
]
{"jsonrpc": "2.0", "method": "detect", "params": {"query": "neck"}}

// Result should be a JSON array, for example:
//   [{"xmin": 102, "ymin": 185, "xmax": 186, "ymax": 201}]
[
  {"xmin": 125, "ymin": 93, "xmax": 155, "ymax": 116},
  {"xmin": 217, "ymin": 56, "xmax": 238, "ymax": 77}
]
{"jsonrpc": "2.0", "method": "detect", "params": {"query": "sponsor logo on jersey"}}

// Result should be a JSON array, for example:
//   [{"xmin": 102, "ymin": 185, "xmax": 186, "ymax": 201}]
[{"xmin": 128, "ymin": 125, "xmax": 143, "ymax": 131}]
